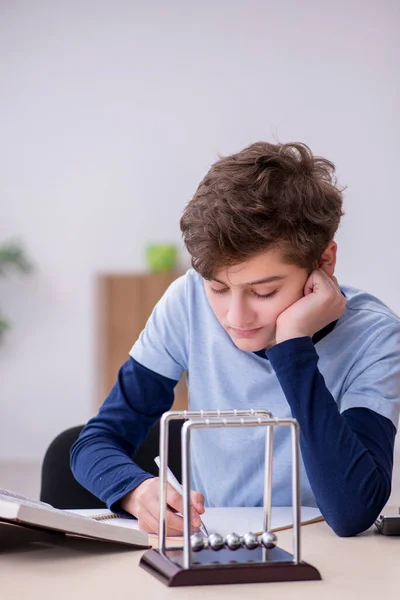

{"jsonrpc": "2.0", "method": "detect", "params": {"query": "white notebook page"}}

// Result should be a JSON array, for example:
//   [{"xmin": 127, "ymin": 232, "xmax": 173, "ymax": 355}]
[{"xmin": 71, "ymin": 506, "xmax": 323, "ymax": 537}]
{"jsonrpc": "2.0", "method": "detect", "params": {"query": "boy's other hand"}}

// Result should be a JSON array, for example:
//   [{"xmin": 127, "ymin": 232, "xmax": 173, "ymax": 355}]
[
  {"xmin": 120, "ymin": 477, "xmax": 205, "ymax": 536},
  {"xmin": 276, "ymin": 269, "xmax": 346, "ymax": 344}
]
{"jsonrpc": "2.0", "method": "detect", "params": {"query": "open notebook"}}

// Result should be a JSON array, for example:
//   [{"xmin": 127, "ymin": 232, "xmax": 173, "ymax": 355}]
[
  {"xmin": 0, "ymin": 488, "xmax": 148, "ymax": 548},
  {"xmin": 71, "ymin": 506, "xmax": 324, "ymax": 539}
]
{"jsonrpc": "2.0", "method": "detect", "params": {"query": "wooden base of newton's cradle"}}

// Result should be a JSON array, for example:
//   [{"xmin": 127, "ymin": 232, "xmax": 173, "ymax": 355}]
[{"xmin": 140, "ymin": 546, "xmax": 321, "ymax": 587}]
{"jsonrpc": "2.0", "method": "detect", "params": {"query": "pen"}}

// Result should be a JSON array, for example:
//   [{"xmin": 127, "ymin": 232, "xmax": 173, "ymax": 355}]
[{"xmin": 154, "ymin": 456, "xmax": 209, "ymax": 537}]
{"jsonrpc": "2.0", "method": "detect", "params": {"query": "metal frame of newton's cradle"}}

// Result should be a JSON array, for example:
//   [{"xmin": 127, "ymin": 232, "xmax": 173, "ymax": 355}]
[{"xmin": 139, "ymin": 409, "xmax": 321, "ymax": 587}]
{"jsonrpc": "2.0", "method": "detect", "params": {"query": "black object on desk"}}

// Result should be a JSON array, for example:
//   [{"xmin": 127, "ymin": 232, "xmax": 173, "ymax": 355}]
[{"xmin": 375, "ymin": 512, "xmax": 400, "ymax": 536}]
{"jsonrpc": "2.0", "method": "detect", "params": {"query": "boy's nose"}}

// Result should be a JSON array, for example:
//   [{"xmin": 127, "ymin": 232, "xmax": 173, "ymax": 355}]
[{"xmin": 226, "ymin": 299, "xmax": 255, "ymax": 329}]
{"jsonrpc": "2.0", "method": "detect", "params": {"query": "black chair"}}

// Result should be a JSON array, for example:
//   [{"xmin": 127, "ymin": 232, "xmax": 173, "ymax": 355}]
[{"xmin": 40, "ymin": 419, "xmax": 184, "ymax": 509}]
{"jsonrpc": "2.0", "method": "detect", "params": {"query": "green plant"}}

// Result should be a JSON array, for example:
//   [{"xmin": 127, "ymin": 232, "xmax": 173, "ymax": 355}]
[
  {"xmin": 145, "ymin": 244, "xmax": 178, "ymax": 272},
  {"xmin": 0, "ymin": 241, "xmax": 33, "ymax": 339}
]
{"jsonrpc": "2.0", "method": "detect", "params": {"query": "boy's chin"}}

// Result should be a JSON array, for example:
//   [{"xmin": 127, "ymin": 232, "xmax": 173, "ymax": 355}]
[{"xmin": 232, "ymin": 336, "xmax": 276, "ymax": 353}]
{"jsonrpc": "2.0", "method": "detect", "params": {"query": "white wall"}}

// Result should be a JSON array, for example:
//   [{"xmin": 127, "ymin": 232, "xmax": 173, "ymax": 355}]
[{"xmin": 1, "ymin": 0, "xmax": 399, "ymax": 498}]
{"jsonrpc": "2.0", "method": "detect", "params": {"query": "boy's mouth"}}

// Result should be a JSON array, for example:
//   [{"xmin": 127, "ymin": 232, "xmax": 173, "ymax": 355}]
[{"xmin": 229, "ymin": 326, "xmax": 263, "ymax": 338}]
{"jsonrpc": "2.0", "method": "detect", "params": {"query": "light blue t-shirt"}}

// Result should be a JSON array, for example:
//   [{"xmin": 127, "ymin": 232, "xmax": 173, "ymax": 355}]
[{"xmin": 130, "ymin": 269, "xmax": 400, "ymax": 508}]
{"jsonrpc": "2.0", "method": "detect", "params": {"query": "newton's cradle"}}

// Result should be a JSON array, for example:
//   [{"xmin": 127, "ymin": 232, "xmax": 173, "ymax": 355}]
[{"xmin": 140, "ymin": 409, "xmax": 321, "ymax": 587}]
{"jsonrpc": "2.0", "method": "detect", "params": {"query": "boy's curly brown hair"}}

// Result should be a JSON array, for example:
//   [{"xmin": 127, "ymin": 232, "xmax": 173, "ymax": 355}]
[{"xmin": 180, "ymin": 141, "xmax": 344, "ymax": 280}]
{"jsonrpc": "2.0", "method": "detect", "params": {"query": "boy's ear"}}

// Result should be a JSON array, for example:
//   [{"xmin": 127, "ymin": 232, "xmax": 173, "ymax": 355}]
[{"xmin": 318, "ymin": 241, "xmax": 337, "ymax": 277}]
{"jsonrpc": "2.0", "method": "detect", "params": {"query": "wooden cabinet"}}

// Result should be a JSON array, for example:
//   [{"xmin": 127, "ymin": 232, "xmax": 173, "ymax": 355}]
[{"xmin": 97, "ymin": 272, "xmax": 188, "ymax": 410}]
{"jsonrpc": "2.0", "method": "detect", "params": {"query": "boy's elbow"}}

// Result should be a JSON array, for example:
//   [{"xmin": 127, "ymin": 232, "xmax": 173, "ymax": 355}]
[
  {"xmin": 325, "ymin": 480, "xmax": 392, "ymax": 537},
  {"xmin": 330, "ymin": 517, "xmax": 374, "ymax": 537},
  {"xmin": 327, "ymin": 502, "xmax": 388, "ymax": 537}
]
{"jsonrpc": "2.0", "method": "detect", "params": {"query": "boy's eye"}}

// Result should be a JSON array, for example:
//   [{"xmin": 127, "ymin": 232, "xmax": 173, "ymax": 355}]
[
  {"xmin": 210, "ymin": 287, "xmax": 278, "ymax": 299},
  {"xmin": 251, "ymin": 290, "xmax": 278, "ymax": 299},
  {"xmin": 210, "ymin": 287, "xmax": 228, "ymax": 295}
]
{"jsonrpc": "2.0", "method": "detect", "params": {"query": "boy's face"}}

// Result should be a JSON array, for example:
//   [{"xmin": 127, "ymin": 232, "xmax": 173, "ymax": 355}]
[{"xmin": 203, "ymin": 249, "xmax": 310, "ymax": 352}]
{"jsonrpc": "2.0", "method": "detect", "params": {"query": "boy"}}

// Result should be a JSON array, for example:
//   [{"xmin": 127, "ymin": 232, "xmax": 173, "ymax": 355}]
[{"xmin": 71, "ymin": 142, "xmax": 400, "ymax": 537}]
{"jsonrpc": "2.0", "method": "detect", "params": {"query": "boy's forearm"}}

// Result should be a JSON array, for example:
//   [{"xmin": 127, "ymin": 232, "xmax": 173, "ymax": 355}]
[
  {"xmin": 267, "ymin": 337, "xmax": 395, "ymax": 537},
  {"xmin": 69, "ymin": 357, "xmax": 176, "ymax": 510},
  {"xmin": 70, "ymin": 429, "xmax": 154, "ymax": 511}
]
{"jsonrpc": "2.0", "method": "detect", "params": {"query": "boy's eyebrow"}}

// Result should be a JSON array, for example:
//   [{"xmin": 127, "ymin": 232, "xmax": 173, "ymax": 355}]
[{"xmin": 212, "ymin": 275, "xmax": 286, "ymax": 287}]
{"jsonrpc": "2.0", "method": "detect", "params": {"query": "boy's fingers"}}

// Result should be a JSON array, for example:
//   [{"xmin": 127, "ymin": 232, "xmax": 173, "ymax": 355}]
[
  {"xmin": 140, "ymin": 493, "xmax": 183, "ymax": 532},
  {"xmin": 165, "ymin": 509, "xmax": 187, "ymax": 536},
  {"xmin": 191, "ymin": 506, "xmax": 201, "ymax": 526},
  {"xmin": 165, "ymin": 484, "xmax": 202, "ymax": 527},
  {"xmin": 165, "ymin": 504, "xmax": 200, "ymax": 532},
  {"xmin": 304, "ymin": 271, "xmax": 316, "ymax": 295},
  {"xmin": 137, "ymin": 508, "xmax": 162, "ymax": 534},
  {"xmin": 139, "ymin": 507, "xmax": 185, "ymax": 536},
  {"xmin": 142, "ymin": 492, "xmax": 191, "ymax": 534},
  {"xmin": 165, "ymin": 485, "xmax": 183, "ymax": 512},
  {"xmin": 165, "ymin": 508, "xmax": 199, "ymax": 536},
  {"xmin": 166, "ymin": 509, "xmax": 185, "ymax": 531},
  {"xmin": 331, "ymin": 275, "xmax": 342, "ymax": 294},
  {"xmin": 191, "ymin": 490, "xmax": 205, "ymax": 514}
]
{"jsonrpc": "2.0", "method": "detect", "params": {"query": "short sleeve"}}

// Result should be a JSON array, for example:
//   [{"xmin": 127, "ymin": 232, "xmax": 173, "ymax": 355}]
[
  {"xmin": 129, "ymin": 274, "xmax": 189, "ymax": 381},
  {"xmin": 340, "ymin": 322, "xmax": 400, "ymax": 429}
]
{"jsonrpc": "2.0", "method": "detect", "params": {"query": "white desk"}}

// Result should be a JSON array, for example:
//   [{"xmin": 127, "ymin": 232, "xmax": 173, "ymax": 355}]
[{"xmin": 0, "ymin": 521, "xmax": 398, "ymax": 600}]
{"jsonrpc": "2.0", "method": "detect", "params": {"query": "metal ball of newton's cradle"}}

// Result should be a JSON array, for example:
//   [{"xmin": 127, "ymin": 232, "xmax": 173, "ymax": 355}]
[
  {"xmin": 261, "ymin": 531, "xmax": 278, "ymax": 549},
  {"xmin": 207, "ymin": 533, "xmax": 225, "ymax": 551},
  {"xmin": 190, "ymin": 532, "xmax": 205, "ymax": 552},
  {"xmin": 242, "ymin": 531, "xmax": 260, "ymax": 549},
  {"xmin": 224, "ymin": 532, "xmax": 242, "ymax": 550}
]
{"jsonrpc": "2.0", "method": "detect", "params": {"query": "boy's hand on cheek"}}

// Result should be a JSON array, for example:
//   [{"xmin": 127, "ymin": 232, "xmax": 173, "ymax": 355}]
[{"xmin": 275, "ymin": 269, "xmax": 346, "ymax": 344}]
